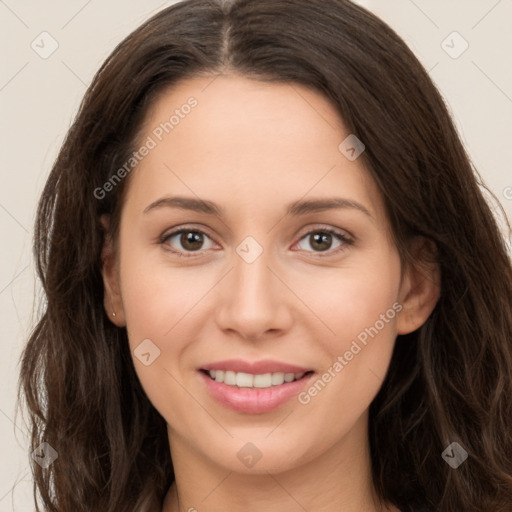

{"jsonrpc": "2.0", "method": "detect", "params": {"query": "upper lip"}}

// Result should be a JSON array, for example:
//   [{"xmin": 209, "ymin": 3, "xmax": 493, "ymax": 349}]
[{"xmin": 200, "ymin": 359, "xmax": 313, "ymax": 375}]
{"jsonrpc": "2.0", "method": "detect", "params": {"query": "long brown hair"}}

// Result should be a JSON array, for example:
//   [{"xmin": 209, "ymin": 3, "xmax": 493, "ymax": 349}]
[{"xmin": 19, "ymin": 0, "xmax": 512, "ymax": 510}]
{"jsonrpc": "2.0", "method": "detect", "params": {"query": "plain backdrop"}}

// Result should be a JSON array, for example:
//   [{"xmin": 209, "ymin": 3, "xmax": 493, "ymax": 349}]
[{"xmin": 1, "ymin": 0, "xmax": 511, "ymax": 509}]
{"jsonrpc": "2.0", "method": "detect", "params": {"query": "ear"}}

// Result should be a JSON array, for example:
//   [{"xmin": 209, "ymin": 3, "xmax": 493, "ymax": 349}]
[
  {"xmin": 396, "ymin": 236, "xmax": 441, "ymax": 335},
  {"xmin": 100, "ymin": 214, "xmax": 126, "ymax": 327}
]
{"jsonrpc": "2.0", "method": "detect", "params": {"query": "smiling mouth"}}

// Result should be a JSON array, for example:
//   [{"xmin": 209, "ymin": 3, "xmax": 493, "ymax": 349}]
[{"xmin": 200, "ymin": 369, "xmax": 315, "ymax": 389}]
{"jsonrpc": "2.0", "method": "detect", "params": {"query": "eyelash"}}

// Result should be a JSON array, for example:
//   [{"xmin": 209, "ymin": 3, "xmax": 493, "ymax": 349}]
[{"xmin": 158, "ymin": 225, "xmax": 354, "ymax": 259}]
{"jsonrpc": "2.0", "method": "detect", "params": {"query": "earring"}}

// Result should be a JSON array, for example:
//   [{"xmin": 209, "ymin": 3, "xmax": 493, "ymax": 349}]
[{"xmin": 112, "ymin": 311, "xmax": 116, "ymax": 317}]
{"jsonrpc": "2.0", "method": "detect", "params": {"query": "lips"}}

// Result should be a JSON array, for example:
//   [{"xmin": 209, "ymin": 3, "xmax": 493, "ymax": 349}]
[{"xmin": 198, "ymin": 359, "xmax": 315, "ymax": 414}]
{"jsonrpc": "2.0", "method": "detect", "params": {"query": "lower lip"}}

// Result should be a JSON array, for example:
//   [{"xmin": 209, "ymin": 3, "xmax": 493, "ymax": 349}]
[{"xmin": 199, "ymin": 371, "xmax": 315, "ymax": 414}]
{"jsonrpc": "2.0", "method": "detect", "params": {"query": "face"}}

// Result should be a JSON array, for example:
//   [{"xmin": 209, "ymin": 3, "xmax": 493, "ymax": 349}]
[{"xmin": 102, "ymin": 74, "xmax": 437, "ymax": 475}]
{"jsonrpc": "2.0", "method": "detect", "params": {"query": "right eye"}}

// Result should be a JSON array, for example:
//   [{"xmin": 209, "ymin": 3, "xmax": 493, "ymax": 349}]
[{"xmin": 160, "ymin": 228, "xmax": 217, "ymax": 257}]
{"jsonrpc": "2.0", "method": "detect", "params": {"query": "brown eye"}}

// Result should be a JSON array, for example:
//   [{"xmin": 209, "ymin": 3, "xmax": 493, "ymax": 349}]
[
  {"xmin": 308, "ymin": 232, "xmax": 334, "ymax": 252},
  {"xmin": 162, "ymin": 229, "xmax": 215, "ymax": 255},
  {"xmin": 295, "ymin": 228, "xmax": 353, "ymax": 256},
  {"xmin": 179, "ymin": 231, "xmax": 204, "ymax": 251}
]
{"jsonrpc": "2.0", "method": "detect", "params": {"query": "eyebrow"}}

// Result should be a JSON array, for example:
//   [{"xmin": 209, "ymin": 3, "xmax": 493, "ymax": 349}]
[{"xmin": 143, "ymin": 196, "xmax": 374, "ymax": 220}]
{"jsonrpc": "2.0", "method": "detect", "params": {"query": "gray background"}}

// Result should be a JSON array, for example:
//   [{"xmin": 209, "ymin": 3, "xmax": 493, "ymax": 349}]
[{"xmin": 1, "ymin": 0, "xmax": 511, "ymax": 509}]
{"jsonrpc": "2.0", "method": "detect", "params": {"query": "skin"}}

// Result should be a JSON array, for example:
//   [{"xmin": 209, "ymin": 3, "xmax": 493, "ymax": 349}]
[{"xmin": 101, "ymin": 74, "xmax": 440, "ymax": 512}]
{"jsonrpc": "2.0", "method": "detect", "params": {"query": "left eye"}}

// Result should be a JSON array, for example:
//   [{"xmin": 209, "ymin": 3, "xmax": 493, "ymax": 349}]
[
  {"xmin": 294, "ymin": 229, "xmax": 352, "ymax": 255},
  {"xmin": 160, "ymin": 227, "xmax": 352, "ymax": 257}
]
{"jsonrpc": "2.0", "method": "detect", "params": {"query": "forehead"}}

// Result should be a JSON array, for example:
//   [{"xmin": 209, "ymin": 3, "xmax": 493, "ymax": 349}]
[
  {"xmin": 139, "ymin": 73, "xmax": 346, "ymax": 162},
  {"xmin": 124, "ymin": 74, "xmax": 386, "ymax": 228}
]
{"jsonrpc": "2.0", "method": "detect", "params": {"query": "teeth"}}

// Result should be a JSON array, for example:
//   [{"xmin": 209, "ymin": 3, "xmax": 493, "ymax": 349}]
[
  {"xmin": 224, "ymin": 371, "xmax": 236, "ymax": 385},
  {"xmin": 236, "ymin": 372, "xmax": 254, "ymax": 387},
  {"xmin": 207, "ymin": 370, "xmax": 308, "ymax": 388},
  {"xmin": 254, "ymin": 373, "xmax": 272, "ymax": 388},
  {"xmin": 271, "ymin": 372, "xmax": 285, "ymax": 385}
]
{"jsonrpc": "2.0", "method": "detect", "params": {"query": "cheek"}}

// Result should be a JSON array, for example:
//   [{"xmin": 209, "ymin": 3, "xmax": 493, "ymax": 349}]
[
  {"xmin": 297, "ymin": 255, "xmax": 401, "ymax": 415},
  {"xmin": 118, "ymin": 252, "xmax": 201, "ymax": 423},
  {"xmin": 119, "ymin": 249, "xmax": 207, "ymax": 348},
  {"xmin": 300, "ymin": 255, "xmax": 401, "ymax": 348},
  {"xmin": 118, "ymin": 249, "xmax": 218, "ymax": 410}
]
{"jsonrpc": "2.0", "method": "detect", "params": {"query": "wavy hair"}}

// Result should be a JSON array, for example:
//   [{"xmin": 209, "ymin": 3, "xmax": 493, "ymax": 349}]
[{"xmin": 19, "ymin": 0, "xmax": 512, "ymax": 510}]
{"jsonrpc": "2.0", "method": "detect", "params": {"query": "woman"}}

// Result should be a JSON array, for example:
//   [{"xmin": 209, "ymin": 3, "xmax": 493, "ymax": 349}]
[{"xmin": 19, "ymin": 0, "xmax": 512, "ymax": 511}]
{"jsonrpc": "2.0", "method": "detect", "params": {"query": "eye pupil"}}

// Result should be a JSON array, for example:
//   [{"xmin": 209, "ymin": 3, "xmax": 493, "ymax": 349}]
[
  {"xmin": 181, "ymin": 231, "xmax": 203, "ymax": 251},
  {"xmin": 311, "ymin": 232, "xmax": 332, "ymax": 251}
]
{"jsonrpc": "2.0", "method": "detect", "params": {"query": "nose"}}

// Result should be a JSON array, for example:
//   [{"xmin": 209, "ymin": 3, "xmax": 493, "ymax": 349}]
[{"xmin": 214, "ymin": 248, "xmax": 293, "ymax": 342}]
